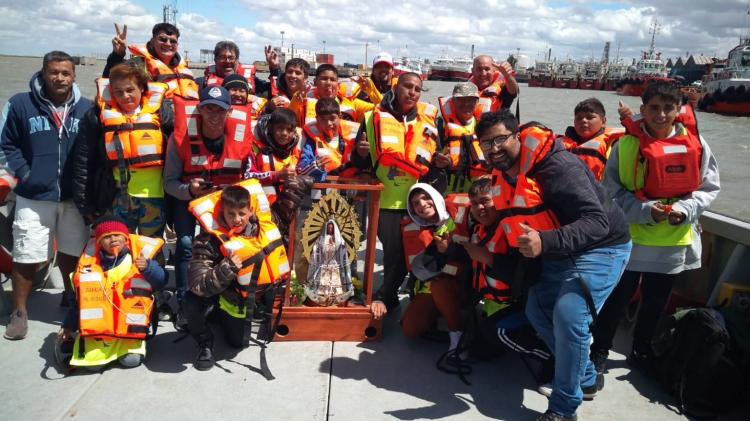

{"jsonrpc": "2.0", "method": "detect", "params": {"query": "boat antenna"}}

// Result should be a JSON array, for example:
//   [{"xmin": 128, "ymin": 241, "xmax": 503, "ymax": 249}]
[
  {"xmin": 162, "ymin": 1, "xmax": 178, "ymax": 26},
  {"xmin": 648, "ymin": 18, "xmax": 660, "ymax": 57}
]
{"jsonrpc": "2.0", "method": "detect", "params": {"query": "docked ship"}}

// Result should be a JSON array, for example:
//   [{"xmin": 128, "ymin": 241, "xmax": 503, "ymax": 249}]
[
  {"xmin": 616, "ymin": 19, "xmax": 674, "ymax": 96},
  {"xmin": 603, "ymin": 62, "xmax": 628, "ymax": 91},
  {"xmin": 698, "ymin": 37, "xmax": 750, "ymax": 116},
  {"xmin": 428, "ymin": 56, "xmax": 472, "ymax": 81},
  {"xmin": 393, "ymin": 56, "xmax": 428, "ymax": 81},
  {"xmin": 578, "ymin": 60, "xmax": 603, "ymax": 90},
  {"xmin": 553, "ymin": 59, "xmax": 579, "ymax": 89},
  {"xmin": 528, "ymin": 60, "xmax": 554, "ymax": 87}
]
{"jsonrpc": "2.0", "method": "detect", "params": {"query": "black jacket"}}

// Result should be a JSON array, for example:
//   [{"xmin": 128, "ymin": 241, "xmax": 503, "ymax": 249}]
[
  {"xmin": 71, "ymin": 101, "xmax": 174, "ymax": 218},
  {"xmin": 531, "ymin": 139, "xmax": 630, "ymax": 258}
]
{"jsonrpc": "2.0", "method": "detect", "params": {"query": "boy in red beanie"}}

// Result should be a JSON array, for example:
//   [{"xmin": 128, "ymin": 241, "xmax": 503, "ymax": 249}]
[{"xmin": 56, "ymin": 216, "xmax": 166, "ymax": 370}]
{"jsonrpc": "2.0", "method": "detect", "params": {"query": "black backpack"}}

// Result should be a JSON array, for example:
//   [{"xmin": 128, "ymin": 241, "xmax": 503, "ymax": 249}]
[{"xmin": 651, "ymin": 307, "xmax": 746, "ymax": 418}]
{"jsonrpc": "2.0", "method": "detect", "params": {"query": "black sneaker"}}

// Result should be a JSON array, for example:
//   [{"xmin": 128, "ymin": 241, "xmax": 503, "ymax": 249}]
[
  {"xmin": 535, "ymin": 410, "xmax": 577, "ymax": 421},
  {"xmin": 590, "ymin": 348, "xmax": 608, "ymax": 375},
  {"xmin": 582, "ymin": 383, "xmax": 598, "ymax": 401},
  {"xmin": 194, "ymin": 345, "xmax": 214, "ymax": 371}
]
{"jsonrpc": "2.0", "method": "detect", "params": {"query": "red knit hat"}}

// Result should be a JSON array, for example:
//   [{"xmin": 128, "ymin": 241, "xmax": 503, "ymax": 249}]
[{"xmin": 94, "ymin": 216, "xmax": 130, "ymax": 243}]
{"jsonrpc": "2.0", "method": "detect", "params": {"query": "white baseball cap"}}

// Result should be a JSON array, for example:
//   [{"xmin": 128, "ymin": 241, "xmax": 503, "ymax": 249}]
[{"xmin": 373, "ymin": 52, "xmax": 394, "ymax": 67}]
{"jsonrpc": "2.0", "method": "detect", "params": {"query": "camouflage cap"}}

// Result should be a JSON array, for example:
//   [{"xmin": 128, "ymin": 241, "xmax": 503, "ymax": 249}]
[{"xmin": 452, "ymin": 82, "xmax": 479, "ymax": 98}]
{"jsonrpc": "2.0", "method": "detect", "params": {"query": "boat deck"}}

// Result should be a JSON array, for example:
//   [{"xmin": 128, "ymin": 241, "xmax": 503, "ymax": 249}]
[{"xmin": 2, "ymin": 285, "xmax": 748, "ymax": 421}]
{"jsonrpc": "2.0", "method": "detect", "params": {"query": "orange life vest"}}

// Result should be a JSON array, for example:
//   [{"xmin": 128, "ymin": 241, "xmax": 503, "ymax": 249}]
[
  {"xmin": 471, "ymin": 222, "xmax": 512, "ymax": 302},
  {"xmin": 128, "ymin": 44, "xmax": 198, "ymax": 99},
  {"xmin": 621, "ymin": 105, "xmax": 702, "ymax": 200},
  {"xmin": 73, "ymin": 234, "xmax": 164, "ymax": 340},
  {"xmin": 491, "ymin": 124, "xmax": 561, "ymax": 247},
  {"xmin": 438, "ymin": 96, "xmax": 489, "ymax": 179},
  {"xmin": 302, "ymin": 93, "xmax": 357, "ymax": 126},
  {"xmin": 302, "ymin": 119, "xmax": 360, "ymax": 176},
  {"xmin": 203, "ymin": 63, "xmax": 257, "ymax": 92},
  {"xmin": 338, "ymin": 80, "xmax": 362, "ymax": 101},
  {"xmin": 95, "ymin": 79, "xmax": 167, "ymax": 169},
  {"xmin": 468, "ymin": 73, "xmax": 506, "ymax": 120},
  {"xmin": 172, "ymin": 95, "xmax": 255, "ymax": 185},
  {"xmin": 559, "ymin": 127, "xmax": 623, "ymax": 181},
  {"xmin": 401, "ymin": 194, "xmax": 472, "ymax": 278},
  {"xmin": 373, "ymin": 102, "xmax": 438, "ymax": 178},
  {"xmin": 188, "ymin": 179, "xmax": 290, "ymax": 297},
  {"xmin": 269, "ymin": 76, "xmax": 291, "ymax": 108}
]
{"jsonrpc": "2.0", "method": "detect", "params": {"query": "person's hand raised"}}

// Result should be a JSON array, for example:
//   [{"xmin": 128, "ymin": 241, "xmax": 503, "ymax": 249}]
[{"xmin": 112, "ymin": 23, "xmax": 128, "ymax": 57}]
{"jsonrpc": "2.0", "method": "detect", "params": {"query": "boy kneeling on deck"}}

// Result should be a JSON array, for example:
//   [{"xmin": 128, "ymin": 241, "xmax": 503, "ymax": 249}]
[
  {"xmin": 57, "ymin": 217, "xmax": 166, "ymax": 370},
  {"xmin": 184, "ymin": 180, "xmax": 289, "ymax": 371}
]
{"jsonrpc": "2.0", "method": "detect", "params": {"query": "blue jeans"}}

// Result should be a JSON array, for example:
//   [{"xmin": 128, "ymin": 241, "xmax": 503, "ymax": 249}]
[
  {"xmin": 525, "ymin": 241, "xmax": 631, "ymax": 417},
  {"xmin": 172, "ymin": 199, "xmax": 196, "ymax": 298}
]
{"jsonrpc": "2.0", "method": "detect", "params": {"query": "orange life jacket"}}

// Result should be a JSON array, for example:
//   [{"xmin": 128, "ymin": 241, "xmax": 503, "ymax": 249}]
[
  {"xmin": 338, "ymin": 80, "xmax": 362, "ymax": 101},
  {"xmin": 401, "ymin": 194, "xmax": 472, "ymax": 278},
  {"xmin": 621, "ymin": 105, "xmax": 702, "ymax": 200},
  {"xmin": 559, "ymin": 127, "xmax": 623, "ymax": 182},
  {"xmin": 73, "ymin": 235, "xmax": 164, "ymax": 340},
  {"xmin": 302, "ymin": 92, "xmax": 357, "ymax": 126},
  {"xmin": 95, "ymin": 79, "xmax": 167, "ymax": 169},
  {"xmin": 128, "ymin": 44, "xmax": 198, "ymax": 99},
  {"xmin": 438, "ymin": 96, "xmax": 489, "ymax": 179},
  {"xmin": 471, "ymin": 222, "xmax": 512, "ymax": 302},
  {"xmin": 373, "ymin": 102, "xmax": 438, "ymax": 178},
  {"xmin": 302, "ymin": 119, "xmax": 360, "ymax": 176},
  {"xmin": 468, "ymin": 73, "xmax": 506, "ymax": 120},
  {"xmin": 491, "ymin": 124, "xmax": 561, "ymax": 247},
  {"xmin": 269, "ymin": 76, "xmax": 291, "ymax": 108},
  {"xmin": 188, "ymin": 179, "xmax": 290, "ymax": 296},
  {"xmin": 172, "ymin": 95, "xmax": 254, "ymax": 185},
  {"xmin": 203, "ymin": 63, "xmax": 257, "ymax": 92}
]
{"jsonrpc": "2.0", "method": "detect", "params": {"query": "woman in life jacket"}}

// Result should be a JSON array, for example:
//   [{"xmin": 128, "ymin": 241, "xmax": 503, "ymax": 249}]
[
  {"xmin": 73, "ymin": 62, "xmax": 173, "ymax": 239},
  {"xmin": 57, "ymin": 217, "xmax": 166, "ymax": 370},
  {"xmin": 305, "ymin": 220, "xmax": 353, "ymax": 306}
]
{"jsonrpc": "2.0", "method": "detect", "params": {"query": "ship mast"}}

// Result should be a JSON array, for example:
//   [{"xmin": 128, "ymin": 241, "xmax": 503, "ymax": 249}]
[{"xmin": 648, "ymin": 18, "xmax": 660, "ymax": 59}]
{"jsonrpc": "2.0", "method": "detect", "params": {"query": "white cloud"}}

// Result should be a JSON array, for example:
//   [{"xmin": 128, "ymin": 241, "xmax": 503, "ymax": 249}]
[{"xmin": 0, "ymin": 0, "xmax": 747, "ymax": 66}]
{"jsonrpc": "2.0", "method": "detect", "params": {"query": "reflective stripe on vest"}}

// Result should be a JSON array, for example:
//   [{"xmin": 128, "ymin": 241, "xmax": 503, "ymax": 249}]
[
  {"xmin": 128, "ymin": 44, "xmax": 198, "ymax": 99},
  {"xmin": 96, "ymin": 79, "xmax": 167, "ymax": 169}
]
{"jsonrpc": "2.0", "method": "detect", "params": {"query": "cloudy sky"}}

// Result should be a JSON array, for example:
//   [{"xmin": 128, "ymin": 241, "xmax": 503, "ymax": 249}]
[{"xmin": 0, "ymin": 0, "xmax": 748, "ymax": 65}]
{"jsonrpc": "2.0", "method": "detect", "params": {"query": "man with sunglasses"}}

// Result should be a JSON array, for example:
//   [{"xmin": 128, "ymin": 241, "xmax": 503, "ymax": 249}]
[
  {"xmin": 475, "ymin": 110, "xmax": 631, "ymax": 421},
  {"xmin": 104, "ymin": 22, "xmax": 199, "ymax": 99}
]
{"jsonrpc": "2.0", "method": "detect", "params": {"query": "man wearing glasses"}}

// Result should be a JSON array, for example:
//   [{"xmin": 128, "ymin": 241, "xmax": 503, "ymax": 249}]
[
  {"xmin": 475, "ymin": 110, "xmax": 631, "ymax": 421},
  {"xmin": 198, "ymin": 41, "xmax": 281, "ymax": 98},
  {"xmin": 105, "ymin": 22, "xmax": 199, "ymax": 99}
]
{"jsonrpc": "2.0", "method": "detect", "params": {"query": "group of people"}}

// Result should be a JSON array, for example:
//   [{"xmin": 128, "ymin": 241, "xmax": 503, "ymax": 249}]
[{"xmin": 0, "ymin": 21, "xmax": 719, "ymax": 421}]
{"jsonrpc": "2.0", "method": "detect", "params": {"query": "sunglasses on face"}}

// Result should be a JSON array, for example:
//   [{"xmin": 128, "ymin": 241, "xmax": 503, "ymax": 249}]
[
  {"xmin": 479, "ymin": 133, "xmax": 516, "ymax": 150},
  {"xmin": 157, "ymin": 36, "xmax": 178, "ymax": 45}
]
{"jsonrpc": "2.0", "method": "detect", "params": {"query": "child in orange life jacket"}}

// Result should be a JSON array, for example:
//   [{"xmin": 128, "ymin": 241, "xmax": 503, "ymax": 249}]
[
  {"xmin": 244, "ymin": 108, "xmax": 300, "ymax": 192},
  {"xmin": 400, "ymin": 183, "xmax": 467, "ymax": 357},
  {"xmin": 297, "ymin": 98, "xmax": 360, "ymax": 182},
  {"xmin": 183, "ymin": 185, "xmax": 268, "ymax": 371},
  {"xmin": 558, "ymin": 98, "xmax": 621, "ymax": 182},
  {"xmin": 57, "ymin": 217, "xmax": 167, "ymax": 370}
]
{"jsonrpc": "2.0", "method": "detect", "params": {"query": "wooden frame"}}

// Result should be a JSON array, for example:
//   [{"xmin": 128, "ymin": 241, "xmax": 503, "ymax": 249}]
[{"xmin": 273, "ymin": 177, "xmax": 384, "ymax": 341}]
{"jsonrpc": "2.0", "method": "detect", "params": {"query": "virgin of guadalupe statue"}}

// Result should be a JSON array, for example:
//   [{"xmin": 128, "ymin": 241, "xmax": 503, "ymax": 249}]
[{"xmin": 305, "ymin": 219, "xmax": 353, "ymax": 306}]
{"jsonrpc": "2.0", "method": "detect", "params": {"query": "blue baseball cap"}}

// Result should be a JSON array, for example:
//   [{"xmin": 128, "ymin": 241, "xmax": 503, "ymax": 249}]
[{"xmin": 199, "ymin": 86, "xmax": 231, "ymax": 110}]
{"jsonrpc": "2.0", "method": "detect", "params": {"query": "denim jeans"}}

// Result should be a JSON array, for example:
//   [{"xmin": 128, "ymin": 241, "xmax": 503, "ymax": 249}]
[
  {"xmin": 525, "ymin": 241, "xmax": 631, "ymax": 417},
  {"xmin": 172, "ymin": 199, "xmax": 196, "ymax": 298}
]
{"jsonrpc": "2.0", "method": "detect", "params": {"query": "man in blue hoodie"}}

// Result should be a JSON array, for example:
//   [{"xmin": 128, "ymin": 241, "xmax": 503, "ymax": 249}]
[{"xmin": 0, "ymin": 51, "xmax": 94, "ymax": 340}]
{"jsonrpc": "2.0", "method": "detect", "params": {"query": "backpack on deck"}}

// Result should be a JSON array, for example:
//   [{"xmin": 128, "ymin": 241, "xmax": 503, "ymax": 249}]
[{"xmin": 651, "ymin": 307, "xmax": 747, "ymax": 418}]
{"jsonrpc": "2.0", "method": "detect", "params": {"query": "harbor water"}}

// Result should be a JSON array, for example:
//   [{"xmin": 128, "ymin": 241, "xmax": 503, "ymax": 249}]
[{"xmin": 1, "ymin": 55, "xmax": 748, "ymax": 221}]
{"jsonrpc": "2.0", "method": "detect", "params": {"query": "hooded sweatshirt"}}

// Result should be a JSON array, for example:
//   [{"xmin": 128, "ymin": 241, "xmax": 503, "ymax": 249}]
[
  {"xmin": 0, "ymin": 71, "xmax": 94, "ymax": 201},
  {"xmin": 406, "ymin": 183, "xmax": 451, "ymax": 229}
]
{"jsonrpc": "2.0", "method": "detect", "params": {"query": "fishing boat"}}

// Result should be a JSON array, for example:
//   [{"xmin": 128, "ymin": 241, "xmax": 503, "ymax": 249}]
[
  {"xmin": 616, "ymin": 19, "xmax": 675, "ymax": 96},
  {"xmin": 698, "ymin": 37, "xmax": 750, "ymax": 116},
  {"xmin": 393, "ymin": 56, "xmax": 428, "ymax": 81},
  {"xmin": 579, "ymin": 60, "xmax": 603, "ymax": 90},
  {"xmin": 428, "ymin": 56, "xmax": 472, "ymax": 81},
  {"xmin": 553, "ymin": 59, "xmax": 579, "ymax": 89},
  {"xmin": 528, "ymin": 60, "xmax": 554, "ymax": 87}
]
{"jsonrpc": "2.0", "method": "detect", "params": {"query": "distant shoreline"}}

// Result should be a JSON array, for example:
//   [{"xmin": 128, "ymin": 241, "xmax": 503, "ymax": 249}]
[{"xmin": 0, "ymin": 54, "xmax": 106, "ymax": 61}]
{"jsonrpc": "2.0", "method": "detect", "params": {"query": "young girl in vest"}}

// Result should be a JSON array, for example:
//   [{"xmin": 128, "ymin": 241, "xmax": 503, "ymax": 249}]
[
  {"xmin": 57, "ymin": 217, "xmax": 166, "ymax": 370},
  {"xmin": 592, "ymin": 81, "xmax": 720, "ymax": 376},
  {"xmin": 400, "ymin": 183, "xmax": 467, "ymax": 361}
]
